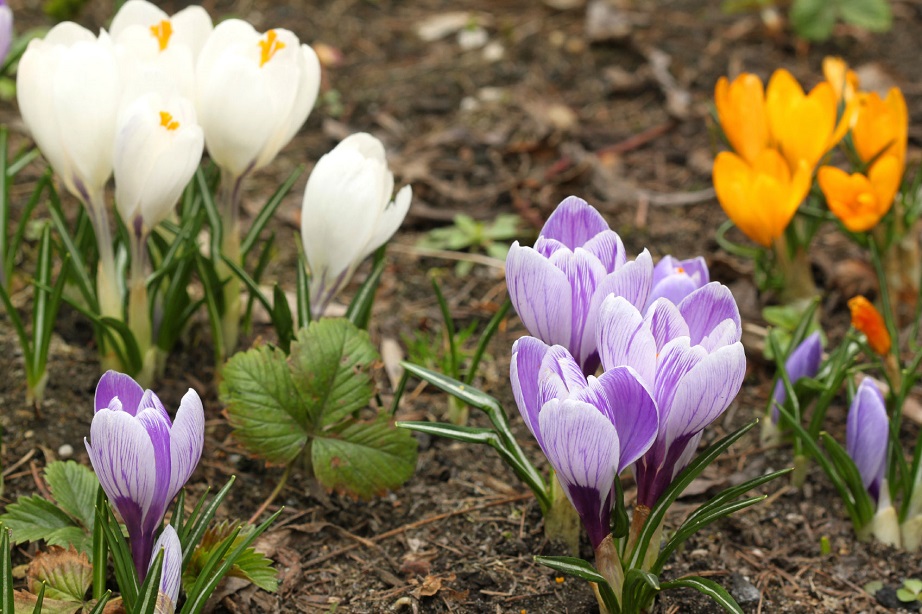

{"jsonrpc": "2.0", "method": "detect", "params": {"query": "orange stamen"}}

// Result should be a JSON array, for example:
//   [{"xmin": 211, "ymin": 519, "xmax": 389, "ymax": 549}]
[
  {"xmin": 159, "ymin": 111, "xmax": 180, "ymax": 131},
  {"xmin": 150, "ymin": 20, "xmax": 173, "ymax": 52},
  {"xmin": 258, "ymin": 30, "xmax": 286, "ymax": 67}
]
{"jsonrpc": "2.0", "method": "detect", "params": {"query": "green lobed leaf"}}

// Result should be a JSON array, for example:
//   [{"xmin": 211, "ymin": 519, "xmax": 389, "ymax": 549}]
[
  {"xmin": 290, "ymin": 319, "xmax": 378, "ymax": 428},
  {"xmin": 659, "ymin": 576, "xmax": 743, "ymax": 613},
  {"xmin": 181, "ymin": 520, "xmax": 278, "ymax": 594},
  {"xmin": 0, "ymin": 496, "xmax": 82, "ymax": 547},
  {"xmin": 45, "ymin": 462, "xmax": 98, "ymax": 533},
  {"xmin": 312, "ymin": 415, "xmax": 418, "ymax": 499},
  {"xmin": 839, "ymin": 0, "xmax": 891, "ymax": 31},
  {"xmin": 221, "ymin": 344, "xmax": 309, "ymax": 464},
  {"xmin": 26, "ymin": 547, "xmax": 93, "ymax": 603},
  {"xmin": 790, "ymin": 0, "xmax": 838, "ymax": 40}
]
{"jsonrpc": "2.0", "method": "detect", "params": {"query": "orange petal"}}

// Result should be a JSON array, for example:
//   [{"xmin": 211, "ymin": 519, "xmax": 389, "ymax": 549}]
[
  {"xmin": 818, "ymin": 166, "xmax": 882, "ymax": 232},
  {"xmin": 715, "ymin": 74, "xmax": 768, "ymax": 165},
  {"xmin": 848, "ymin": 295, "xmax": 891, "ymax": 356}
]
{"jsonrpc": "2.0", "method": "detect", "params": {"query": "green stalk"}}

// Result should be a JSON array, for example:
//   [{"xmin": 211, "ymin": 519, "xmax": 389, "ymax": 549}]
[
  {"xmin": 217, "ymin": 169, "xmax": 244, "ymax": 359},
  {"xmin": 87, "ymin": 190, "xmax": 125, "ymax": 371},
  {"xmin": 544, "ymin": 472, "xmax": 580, "ymax": 555}
]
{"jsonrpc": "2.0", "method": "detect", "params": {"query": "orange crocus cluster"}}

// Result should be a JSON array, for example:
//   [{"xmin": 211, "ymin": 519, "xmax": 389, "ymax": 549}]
[
  {"xmin": 713, "ymin": 67, "xmax": 851, "ymax": 247},
  {"xmin": 817, "ymin": 58, "xmax": 908, "ymax": 233}
]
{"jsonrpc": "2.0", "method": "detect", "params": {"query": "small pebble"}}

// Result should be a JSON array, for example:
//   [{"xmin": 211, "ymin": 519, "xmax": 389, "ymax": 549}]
[
  {"xmin": 729, "ymin": 573, "xmax": 761, "ymax": 605},
  {"xmin": 58, "ymin": 444, "xmax": 74, "ymax": 458}
]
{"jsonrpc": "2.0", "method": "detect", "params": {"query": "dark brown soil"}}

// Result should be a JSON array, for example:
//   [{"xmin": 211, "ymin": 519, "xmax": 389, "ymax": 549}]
[{"xmin": 3, "ymin": 0, "xmax": 922, "ymax": 612}]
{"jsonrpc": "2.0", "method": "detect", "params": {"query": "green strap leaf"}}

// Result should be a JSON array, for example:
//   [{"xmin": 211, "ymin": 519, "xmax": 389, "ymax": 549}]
[
  {"xmin": 534, "ymin": 556, "xmax": 620, "ymax": 614},
  {"xmin": 135, "ymin": 547, "xmax": 164, "ymax": 614},
  {"xmin": 660, "ymin": 576, "xmax": 743, "ymax": 613},
  {"xmin": 240, "ymin": 166, "xmax": 304, "ymax": 258},
  {"xmin": 180, "ymin": 477, "xmax": 237, "ymax": 569},
  {"xmin": 345, "ymin": 245, "xmax": 386, "ymax": 330},
  {"xmin": 2, "ymin": 524, "xmax": 13, "ymax": 614}
]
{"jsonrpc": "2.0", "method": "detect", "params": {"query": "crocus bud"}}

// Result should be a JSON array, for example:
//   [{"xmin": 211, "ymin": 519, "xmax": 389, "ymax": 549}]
[
  {"xmin": 599, "ymin": 285, "xmax": 745, "ymax": 509},
  {"xmin": 712, "ymin": 148, "xmax": 811, "ymax": 248},
  {"xmin": 852, "ymin": 88, "xmax": 907, "ymax": 170},
  {"xmin": 505, "ymin": 196, "xmax": 653, "ymax": 375},
  {"xmin": 17, "ymin": 22, "xmax": 121, "ymax": 204},
  {"xmin": 771, "ymin": 331, "xmax": 823, "ymax": 421},
  {"xmin": 196, "ymin": 19, "xmax": 321, "ymax": 178},
  {"xmin": 647, "ymin": 255, "xmax": 709, "ymax": 308},
  {"xmin": 0, "ymin": 0, "xmax": 12, "ymax": 67},
  {"xmin": 822, "ymin": 56, "xmax": 859, "ymax": 104},
  {"xmin": 301, "ymin": 133, "xmax": 411, "ymax": 316},
  {"xmin": 149, "ymin": 525, "xmax": 182, "ymax": 612},
  {"xmin": 114, "ymin": 92, "xmax": 204, "ymax": 237},
  {"xmin": 848, "ymin": 296, "xmax": 891, "ymax": 356},
  {"xmin": 845, "ymin": 378, "xmax": 888, "ymax": 503},
  {"xmin": 112, "ymin": 0, "xmax": 212, "ymax": 101},
  {"xmin": 510, "ymin": 336, "xmax": 658, "ymax": 549},
  {"xmin": 85, "ymin": 371, "xmax": 204, "ymax": 579}
]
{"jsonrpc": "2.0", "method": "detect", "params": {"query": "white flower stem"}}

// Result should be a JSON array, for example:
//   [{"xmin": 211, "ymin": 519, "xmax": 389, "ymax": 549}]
[
  {"xmin": 217, "ymin": 169, "xmax": 243, "ymax": 362},
  {"xmin": 128, "ymin": 230, "xmax": 154, "ymax": 387},
  {"xmin": 86, "ymin": 190, "xmax": 125, "ymax": 372}
]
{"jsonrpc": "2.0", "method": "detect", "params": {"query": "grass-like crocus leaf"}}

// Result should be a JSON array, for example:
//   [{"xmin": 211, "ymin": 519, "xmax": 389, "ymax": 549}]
[
  {"xmin": 98, "ymin": 500, "xmax": 139, "ymax": 609},
  {"xmin": 240, "ymin": 166, "xmax": 304, "ymax": 259},
  {"xmin": 179, "ymin": 476, "xmax": 237, "ymax": 569},
  {"xmin": 659, "ymin": 576, "xmax": 743, "ymax": 613},
  {"xmin": 135, "ymin": 546, "xmax": 164, "ymax": 614},
  {"xmin": 534, "ymin": 555, "xmax": 620, "ymax": 614},
  {"xmin": 2, "ymin": 524, "xmax": 13, "ymax": 614},
  {"xmin": 345, "ymin": 245, "xmax": 386, "ymax": 330}
]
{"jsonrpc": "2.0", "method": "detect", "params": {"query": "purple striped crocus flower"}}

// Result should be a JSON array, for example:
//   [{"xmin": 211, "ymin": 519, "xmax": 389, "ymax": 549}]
[
  {"xmin": 506, "ymin": 196, "xmax": 652, "ymax": 376},
  {"xmin": 0, "ymin": 0, "xmax": 11, "ymax": 67},
  {"xmin": 150, "ymin": 525, "xmax": 182, "ymax": 610},
  {"xmin": 598, "ymin": 283, "xmax": 746, "ymax": 508},
  {"xmin": 510, "ymin": 337, "xmax": 659, "ymax": 548},
  {"xmin": 846, "ymin": 378, "xmax": 888, "ymax": 503},
  {"xmin": 771, "ymin": 331, "xmax": 823, "ymax": 422},
  {"xmin": 85, "ymin": 371, "xmax": 204, "ymax": 579}
]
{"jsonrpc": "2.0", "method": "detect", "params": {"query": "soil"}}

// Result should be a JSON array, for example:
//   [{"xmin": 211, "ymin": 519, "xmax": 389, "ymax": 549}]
[{"xmin": 2, "ymin": 0, "xmax": 922, "ymax": 612}]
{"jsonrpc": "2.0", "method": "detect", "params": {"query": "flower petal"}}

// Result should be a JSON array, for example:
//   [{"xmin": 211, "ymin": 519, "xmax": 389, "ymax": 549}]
[
  {"xmin": 643, "ymin": 299, "xmax": 689, "ymax": 353},
  {"xmin": 576, "ymin": 366, "xmax": 659, "ymax": 469},
  {"xmin": 167, "ymin": 388, "xmax": 205, "ymax": 501},
  {"xmin": 846, "ymin": 378, "xmax": 888, "ymax": 501},
  {"xmin": 510, "ymin": 336, "xmax": 552, "ymax": 446},
  {"xmin": 548, "ymin": 247, "xmax": 608, "ymax": 369},
  {"xmin": 505, "ymin": 243, "xmax": 573, "ymax": 348},
  {"xmin": 539, "ymin": 196, "xmax": 610, "ymax": 250},
  {"xmin": 149, "ymin": 525, "xmax": 182, "ymax": 605},
  {"xmin": 537, "ymin": 345, "xmax": 588, "ymax": 407},
  {"xmin": 95, "ymin": 370, "xmax": 144, "ymax": 415},
  {"xmin": 678, "ymin": 282, "xmax": 741, "ymax": 346},
  {"xmin": 537, "ymin": 399, "xmax": 619, "ymax": 549},
  {"xmin": 581, "ymin": 230, "xmax": 626, "ymax": 273},
  {"xmin": 596, "ymin": 295, "xmax": 657, "ymax": 384}
]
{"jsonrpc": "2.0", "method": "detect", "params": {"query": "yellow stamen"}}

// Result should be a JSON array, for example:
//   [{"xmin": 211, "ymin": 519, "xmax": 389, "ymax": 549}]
[
  {"xmin": 676, "ymin": 266, "xmax": 685, "ymax": 274},
  {"xmin": 159, "ymin": 111, "xmax": 180, "ymax": 131},
  {"xmin": 258, "ymin": 29, "xmax": 286, "ymax": 67},
  {"xmin": 150, "ymin": 20, "xmax": 173, "ymax": 52}
]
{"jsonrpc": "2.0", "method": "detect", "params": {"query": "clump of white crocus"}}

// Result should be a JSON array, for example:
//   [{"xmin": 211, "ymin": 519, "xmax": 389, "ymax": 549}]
[
  {"xmin": 114, "ymin": 92, "xmax": 203, "ymax": 381},
  {"xmin": 111, "ymin": 0, "xmax": 212, "ymax": 101},
  {"xmin": 301, "ymin": 133, "xmax": 412, "ymax": 317},
  {"xmin": 17, "ymin": 22, "xmax": 123, "ymax": 323},
  {"xmin": 195, "ymin": 18, "xmax": 321, "ymax": 354}
]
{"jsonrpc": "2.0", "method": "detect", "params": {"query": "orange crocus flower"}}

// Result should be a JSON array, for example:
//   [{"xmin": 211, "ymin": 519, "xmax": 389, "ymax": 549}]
[
  {"xmin": 765, "ymin": 69, "xmax": 850, "ymax": 172},
  {"xmin": 848, "ymin": 296, "xmax": 891, "ymax": 356},
  {"xmin": 818, "ymin": 155, "xmax": 902, "ymax": 232},
  {"xmin": 852, "ymin": 88, "xmax": 908, "ymax": 169},
  {"xmin": 713, "ymin": 148, "xmax": 812, "ymax": 247},
  {"xmin": 822, "ymin": 56, "xmax": 859, "ymax": 103},
  {"xmin": 715, "ymin": 73, "xmax": 769, "ymax": 166}
]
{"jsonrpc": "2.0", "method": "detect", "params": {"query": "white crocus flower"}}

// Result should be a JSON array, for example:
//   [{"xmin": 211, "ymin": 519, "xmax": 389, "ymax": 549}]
[
  {"xmin": 196, "ymin": 19, "xmax": 321, "ymax": 179},
  {"xmin": 301, "ymin": 133, "xmax": 412, "ymax": 316},
  {"xmin": 17, "ymin": 22, "xmax": 120, "ymax": 205},
  {"xmin": 111, "ymin": 0, "xmax": 212, "ymax": 101},
  {"xmin": 114, "ymin": 92, "xmax": 203, "ymax": 237}
]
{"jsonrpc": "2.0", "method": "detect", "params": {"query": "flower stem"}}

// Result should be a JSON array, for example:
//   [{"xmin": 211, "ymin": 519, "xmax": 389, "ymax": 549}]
[
  {"xmin": 544, "ymin": 472, "xmax": 581, "ymax": 555},
  {"xmin": 593, "ymin": 534, "xmax": 624, "ymax": 612},
  {"xmin": 772, "ymin": 233, "xmax": 818, "ymax": 306},
  {"xmin": 128, "ymin": 230, "xmax": 154, "ymax": 386},
  {"xmin": 217, "ymin": 169, "xmax": 243, "ymax": 361},
  {"xmin": 86, "ymin": 190, "xmax": 124, "ymax": 371}
]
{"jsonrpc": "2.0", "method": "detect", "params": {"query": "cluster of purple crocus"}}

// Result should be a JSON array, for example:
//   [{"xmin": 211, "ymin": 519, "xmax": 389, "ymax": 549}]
[
  {"xmin": 85, "ymin": 370, "xmax": 204, "ymax": 606},
  {"xmin": 506, "ymin": 196, "xmax": 746, "ymax": 548}
]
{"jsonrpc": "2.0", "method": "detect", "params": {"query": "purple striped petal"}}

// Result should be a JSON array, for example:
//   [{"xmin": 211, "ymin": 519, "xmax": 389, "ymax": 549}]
[
  {"xmin": 548, "ymin": 247, "xmax": 608, "ymax": 369},
  {"xmin": 652, "ymin": 338, "xmax": 706, "ymax": 423},
  {"xmin": 537, "ymin": 398, "xmax": 620, "ymax": 549},
  {"xmin": 540, "ymin": 196, "xmax": 610, "ymax": 249},
  {"xmin": 167, "ymin": 389, "xmax": 205, "ymax": 501},
  {"xmin": 538, "ymin": 345, "xmax": 588, "ymax": 406},
  {"xmin": 846, "ymin": 378, "xmax": 888, "ymax": 502},
  {"xmin": 582, "ymin": 230, "xmax": 626, "ymax": 273},
  {"xmin": 506, "ymin": 243, "xmax": 573, "ymax": 348},
  {"xmin": 649, "ymin": 256, "xmax": 709, "ymax": 308},
  {"xmin": 643, "ymin": 299, "xmax": 689, "ymax": 353},
  {"xmin": 511, "ymin": 336, "xmax": 553, "ymax": 446},
  {"xmin": 575, "ymin": 366, "xmax": 658, "ymax": 469},
  {"xmin": 678, "ymin": 283, "xmax": 741, "ymax": 346},
  {"xmin": 597, "ymin": 295, "xmax": 657, "ymax": 384},
  {"xmin": 95, "ymin": 370, "xmax": 144, "ymax": 415},
  {"xmin": 149, "ymin": 525, "xmax": 182, "ymax": 608},
  {"xmin": 660, "ymin": 342, "xmax": 745, "ymax": 450}
]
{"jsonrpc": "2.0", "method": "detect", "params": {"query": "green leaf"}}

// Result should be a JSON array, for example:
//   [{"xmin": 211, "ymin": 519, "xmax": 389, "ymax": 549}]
[
  {"xmin": 135, "ymin": 546, "xmax": 164, "ymax": 614},
  {"xmin": 897, "ymin": 587, "xmax": 919, "ymax": 602},
  {"xmin": 534, "ymin": 556, "xmax": 620, "ymax": 614},
  {"xmin": 182, "ymin": 521, "xmax": 278, "ymax": 594},
  {"xmin": 660, "ymin": 576, "xmax": 743, "ymax": 613},
  {"xmin": 45, "ymin": 462, "xmax": 98, "ymax": 532},
  {"xmin": 312, "ymin": 416, "xmax": 417, "ymax": 499},
  {"xmin": 790, "ymin": 0, "xmax": 837, "ymax": 40},
  {"xmin": 221, "ymin": 344, "xmax": 309, "ymax": 464},
  {"xmin": 2, "ymin": 524, "xmax": 13, "ymax": 614},
  {"xmin": 0, "ymin": 496, "xmax": 82, "ymax": 547},
  {"xmin": 290, "ymin": 319, "xmax": 378, "ymax": 427},
  {"xmin": 839, "ymin": 0, "xmax": 891, "ymax": 31}
]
